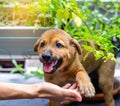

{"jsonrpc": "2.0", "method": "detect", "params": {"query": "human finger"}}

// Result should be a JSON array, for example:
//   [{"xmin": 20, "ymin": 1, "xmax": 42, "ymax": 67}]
[
  {"xmin": 62, "ymin": 83, "xmax": 71, "ymax": 89},
  {"xmin": 62, "ymin": 89, "xmax": 82, "ymax": 102},
  {"xmin": 68, "ymin": 83, "xmax": 77, "ymax": 90}
]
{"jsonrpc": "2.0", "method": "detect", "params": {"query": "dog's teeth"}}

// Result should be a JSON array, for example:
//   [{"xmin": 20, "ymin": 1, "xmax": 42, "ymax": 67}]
[{"xmin": 55, "ymin": 61, "xmax": 58, "ymax": 65}]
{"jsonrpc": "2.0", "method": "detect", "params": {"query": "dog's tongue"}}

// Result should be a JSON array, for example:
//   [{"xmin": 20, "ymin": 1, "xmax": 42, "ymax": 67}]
[{"xmin": 44, "ymin": 62, "xmax": 54, "ymax": 73}]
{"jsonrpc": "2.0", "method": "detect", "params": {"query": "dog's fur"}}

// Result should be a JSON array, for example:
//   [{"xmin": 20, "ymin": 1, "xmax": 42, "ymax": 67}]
[{"xmin": 34, "ymin": 29, "xmax": 115, "ymax": 106}]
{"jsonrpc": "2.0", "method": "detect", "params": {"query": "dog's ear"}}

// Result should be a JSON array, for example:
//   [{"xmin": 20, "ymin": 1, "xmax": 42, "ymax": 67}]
[
  {"xmin": 70, "ymin": 39, "xmax": 82, "ymax": 55},
  {"xmin": 34, "ymin": 39, "xmax": 40, "ymax": 52}
]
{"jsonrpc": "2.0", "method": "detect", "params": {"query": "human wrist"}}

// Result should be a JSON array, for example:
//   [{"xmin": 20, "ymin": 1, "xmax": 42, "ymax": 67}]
[
  {"xmin": 26, "ymin": 83, "xmax": 42, "ymax": 98},
  {"xmin": 13, "ymin": 84, "xmax": 38, "ymax": 99}
]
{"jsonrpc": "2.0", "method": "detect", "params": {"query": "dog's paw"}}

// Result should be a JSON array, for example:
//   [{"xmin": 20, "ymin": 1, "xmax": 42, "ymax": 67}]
[{"xmin": 77, "ymin": 81, "xmax": 95, "ymax": 97}]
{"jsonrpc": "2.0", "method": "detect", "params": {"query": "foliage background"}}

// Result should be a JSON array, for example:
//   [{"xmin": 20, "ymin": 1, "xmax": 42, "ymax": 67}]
[
  {"xmin": 0, "ymin": 0, "xmax": 120, "ymax": 78},
  {"xmin": 0, "ymin": 0, "xmax": 120, "ymax": 60}
]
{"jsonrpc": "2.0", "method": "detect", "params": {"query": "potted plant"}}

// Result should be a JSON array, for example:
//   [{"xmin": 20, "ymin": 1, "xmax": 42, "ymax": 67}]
[{"xmin": 1, "ymin": 0, "xmax": 119, "ymax": 59}]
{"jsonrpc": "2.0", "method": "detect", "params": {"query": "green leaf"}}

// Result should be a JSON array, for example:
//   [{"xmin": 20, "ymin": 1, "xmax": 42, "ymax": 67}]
[
  {"xmin": 12, "ymin": 59, "xmax": 18, "ymax": 67},
  {"xmin": 56, "ymin": 8, "xmax": 69, "ymax": 24}
]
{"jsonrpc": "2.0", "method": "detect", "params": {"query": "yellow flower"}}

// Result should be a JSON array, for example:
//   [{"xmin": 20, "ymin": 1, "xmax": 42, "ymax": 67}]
[{"xmin": 72, "ymin": 12, "xmax": 82, "ymax": 27}]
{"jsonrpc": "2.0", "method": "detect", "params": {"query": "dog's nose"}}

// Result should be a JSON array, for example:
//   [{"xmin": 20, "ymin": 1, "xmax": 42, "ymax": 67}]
[{"xmin": 42, "ymin": 52, "xmax": 52, "ymax": 62}]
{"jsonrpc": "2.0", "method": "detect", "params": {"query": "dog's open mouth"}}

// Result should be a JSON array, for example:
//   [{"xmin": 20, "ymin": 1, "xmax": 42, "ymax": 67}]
[{"xmin": 43, "ymin": 58, "xmax": 62, "ymax": 73}]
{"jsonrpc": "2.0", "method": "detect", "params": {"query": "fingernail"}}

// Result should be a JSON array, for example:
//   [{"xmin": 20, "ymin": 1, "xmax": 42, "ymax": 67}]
[{"xmin": 77, "ymin": 97, "xmax": 82, "ymax": 102}]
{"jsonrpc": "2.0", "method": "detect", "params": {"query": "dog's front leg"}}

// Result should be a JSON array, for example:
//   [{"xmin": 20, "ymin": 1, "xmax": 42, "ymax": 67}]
[{"xmin": 76, "ymin": 71, "xmax": 95, "ymax": 97}]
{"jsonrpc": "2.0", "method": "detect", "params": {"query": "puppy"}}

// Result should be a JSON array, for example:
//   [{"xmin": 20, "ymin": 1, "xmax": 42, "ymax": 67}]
[{"xmin": 34, "ymin": 29, "xmax": 115, "ymax": 106}]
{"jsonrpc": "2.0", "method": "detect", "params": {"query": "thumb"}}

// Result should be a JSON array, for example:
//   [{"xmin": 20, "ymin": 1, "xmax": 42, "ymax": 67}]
[{"xmin": 63, "ymin": 89, "xmax": 82, "ymax": 102}]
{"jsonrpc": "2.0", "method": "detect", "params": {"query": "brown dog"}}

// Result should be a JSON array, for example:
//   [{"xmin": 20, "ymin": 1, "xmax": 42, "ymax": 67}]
[{"xmin": 34, "ymin": 29, "xmax": 115, "ymax": 106}]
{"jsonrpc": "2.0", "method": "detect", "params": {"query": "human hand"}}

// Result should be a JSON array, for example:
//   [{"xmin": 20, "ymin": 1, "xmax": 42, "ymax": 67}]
[
  {"xmin": 60, "ymin": 83, "xmax": 82, "ymax": 104},
  {"xmin": 34, "ymin": 82, "xmax": 82, "ymax": 103}
]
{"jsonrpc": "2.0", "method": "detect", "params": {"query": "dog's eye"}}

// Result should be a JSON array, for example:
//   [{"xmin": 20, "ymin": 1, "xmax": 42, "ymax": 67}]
[
  {"xmin": 56, "ymin": 42, "xmax": 63, "ymax": 48},
  {"xmin": 40, "ymin": 42, "xmax": 45, "ymax": 48}
]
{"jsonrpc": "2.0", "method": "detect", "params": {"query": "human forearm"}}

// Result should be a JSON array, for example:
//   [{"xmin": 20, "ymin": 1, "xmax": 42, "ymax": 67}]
[{"xmin": 0, "ymin": 82, "xmax": 37, "ymax": 99}]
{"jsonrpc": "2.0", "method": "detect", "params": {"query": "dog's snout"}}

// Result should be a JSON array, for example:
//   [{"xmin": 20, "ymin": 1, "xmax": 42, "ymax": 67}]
[{"xmin": 42, "ymin": 52, "xmax": 52, "ymax": 62}]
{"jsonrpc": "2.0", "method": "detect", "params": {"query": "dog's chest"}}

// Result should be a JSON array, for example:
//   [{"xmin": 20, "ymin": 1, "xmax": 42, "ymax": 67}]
[{"xmin": 44, "ymin": 73, "xmax": 75, "ymax": 87}]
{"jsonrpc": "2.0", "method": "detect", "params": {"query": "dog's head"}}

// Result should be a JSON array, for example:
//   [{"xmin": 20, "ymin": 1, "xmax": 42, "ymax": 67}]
[{"xmin": 34, "ymin": 29, "xmax": 81, "ymax": 74}]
